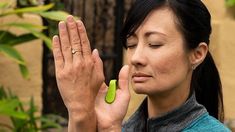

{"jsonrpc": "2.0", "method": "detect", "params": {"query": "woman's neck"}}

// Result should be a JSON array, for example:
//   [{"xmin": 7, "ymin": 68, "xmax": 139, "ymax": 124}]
[{"xmin": 147, "ymin": 85, "xmax": 190, "ymax": 119}]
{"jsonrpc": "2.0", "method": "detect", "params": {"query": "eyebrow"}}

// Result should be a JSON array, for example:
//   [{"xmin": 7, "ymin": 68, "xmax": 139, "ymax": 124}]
[
  {"xmin": 129, "ymin": 30, "xmax": 167, "ymax": 39},
  {"xmin": 144, "ymin": 31, "xmax": 167, "ymax": 37}
]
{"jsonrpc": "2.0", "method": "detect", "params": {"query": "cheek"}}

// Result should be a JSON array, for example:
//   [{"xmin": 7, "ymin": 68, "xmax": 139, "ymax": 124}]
[
  {"xmin": 146, "ymin": 49, "xmax": 191, "ymax": 94},
  {"xmin": 151, "ymin": 50, "xmax": 189, "ymax": 78},
  {"xmin": 126, "ymin": 51, "xmax": 132, "ymax": 65}
]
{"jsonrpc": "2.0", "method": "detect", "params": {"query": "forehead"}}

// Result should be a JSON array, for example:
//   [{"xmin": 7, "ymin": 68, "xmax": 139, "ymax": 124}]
[{"xmin": 134, "ymin": 7, "xmax": 181, "ymax": 37}]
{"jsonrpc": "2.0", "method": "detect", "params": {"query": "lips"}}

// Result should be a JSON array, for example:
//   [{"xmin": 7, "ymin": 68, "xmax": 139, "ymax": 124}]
[{"xmin": 132, "ymin": 72, "xmax": 152, "ymax": 83}]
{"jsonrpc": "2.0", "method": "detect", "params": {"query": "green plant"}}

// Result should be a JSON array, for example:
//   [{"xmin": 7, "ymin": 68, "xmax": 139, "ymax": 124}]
[
  {"xmin": 17, "ymin": 0, "xmax": 44, "ymax": 7},
  {"xmin": 226, "ymin": 0, "xmax": 235, "ymax": 7},
  {"xmin": 0, "ymin": 86, "xmax": 65, "ymax": 132},
  {"xmin": 0, "ymin": 1, "xmax": 71, "ymax": 79}
]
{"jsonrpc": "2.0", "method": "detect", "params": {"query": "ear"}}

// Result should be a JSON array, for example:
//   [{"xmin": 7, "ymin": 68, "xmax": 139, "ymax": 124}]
[{"xmin": 189, "ymin": 42, "xmax": 208, "ymax": 70}]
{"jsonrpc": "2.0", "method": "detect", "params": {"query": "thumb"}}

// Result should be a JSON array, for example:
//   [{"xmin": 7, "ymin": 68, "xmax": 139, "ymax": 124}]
[
  {"xmin": 96, "ymin": 82, "xmax": 108, "ymax": 104},
  {"xmin": 118, "ymin": 65, "xmax": 130, "ymax": 93}
]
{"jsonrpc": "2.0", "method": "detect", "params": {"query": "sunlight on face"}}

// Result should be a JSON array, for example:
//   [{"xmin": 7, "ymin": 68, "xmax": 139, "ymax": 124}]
[{"xmin": 127, "ymin": 7, "xmax": 192, "ymax": 96}]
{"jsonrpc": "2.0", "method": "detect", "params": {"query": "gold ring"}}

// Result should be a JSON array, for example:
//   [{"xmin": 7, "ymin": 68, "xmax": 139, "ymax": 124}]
[{"xmin": 71, "ymin": 49, "xmax": 79, "ymax": 54}]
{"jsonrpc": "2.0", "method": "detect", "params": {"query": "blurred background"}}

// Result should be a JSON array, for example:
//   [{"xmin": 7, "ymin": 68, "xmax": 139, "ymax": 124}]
[{"xmin": 0, "ymin": 0, "xmax": 235, "ymax": 131}]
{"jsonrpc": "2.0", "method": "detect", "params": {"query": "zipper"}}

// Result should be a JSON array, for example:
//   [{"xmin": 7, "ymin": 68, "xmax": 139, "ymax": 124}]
[{"xmin": 146, "ymin": 119, "xmax": 150, "ymax": 132}]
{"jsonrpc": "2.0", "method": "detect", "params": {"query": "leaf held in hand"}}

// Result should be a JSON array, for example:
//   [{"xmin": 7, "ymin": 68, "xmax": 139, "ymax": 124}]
[{"xmin": 105, "ymin": 80, "xmax": 117, "ymax": 104}]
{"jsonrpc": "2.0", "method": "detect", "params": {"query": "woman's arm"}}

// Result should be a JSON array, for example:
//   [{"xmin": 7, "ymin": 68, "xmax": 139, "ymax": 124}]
[
  {"xmin": 52, "ymin": 15, "xmax": 104, "ymax": 132},
  {"xmin": 53, "ymin": 15, "xmax": 131, "ymax": 132}
]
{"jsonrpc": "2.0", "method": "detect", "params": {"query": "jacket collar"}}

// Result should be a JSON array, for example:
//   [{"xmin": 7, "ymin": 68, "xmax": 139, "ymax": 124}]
[{"xmin": 122, "ymin": 93, "xmax": 207, "ymax": 132}]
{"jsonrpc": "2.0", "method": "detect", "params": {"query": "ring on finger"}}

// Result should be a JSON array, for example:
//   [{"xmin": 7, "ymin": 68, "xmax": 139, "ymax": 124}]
[{"xmin": 71, "ymin": 48, "xmax": 79, "ymax": 55}]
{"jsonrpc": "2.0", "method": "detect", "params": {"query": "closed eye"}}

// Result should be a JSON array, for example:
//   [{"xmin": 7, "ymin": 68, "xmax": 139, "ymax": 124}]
[
  {"xmin": 127, "ymin": 44, "xmax": 137, "ymax": 49},
  {"xmin": 149, "ymin": 43, "xmax": 162, "ymax": 48}
]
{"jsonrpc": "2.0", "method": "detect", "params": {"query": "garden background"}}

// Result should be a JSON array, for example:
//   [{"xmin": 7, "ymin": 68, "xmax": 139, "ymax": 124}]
[{"xmin": 0, "ymin": 0, "xmax": 235, "ymax": 131}]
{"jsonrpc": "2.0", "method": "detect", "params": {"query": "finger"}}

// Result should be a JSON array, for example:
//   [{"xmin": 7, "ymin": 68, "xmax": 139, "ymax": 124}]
[
  {"xmin": 118, "ymin": 65, "xmax": 130, "ymax": 93},
  {"xmin": 92, "ymin": 49, "xmax": 105, "ymax": 89},
  {"xmin": 58, "ymin": 21, "xmax": 72, "ymax": 66},
  {"xmin": 66, "ymin": 15, "xmax": 82, "ymax": 58},
  {"xmin": 98, "ymin": 83, "xmax": 108, "ymax": 94},
  {"xmin": 96, "ymin": 82, "xmax": 108, "ymax": 105},
  {"xmin": 92, "ymin": 49, "xmax": 104, "ymax": 77},
  {"xmin": 52, "ymin": 35, "xmax": 64, "ymax": 71},
  {"xmin": 76, "ymin": 20, "xmax": 91, "ymax": 58}
]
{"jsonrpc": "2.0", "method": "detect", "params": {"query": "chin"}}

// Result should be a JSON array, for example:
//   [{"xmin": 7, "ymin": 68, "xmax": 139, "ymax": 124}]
[
  {"xmin": 132, "ymin": 85, "xmax": 149, "ymax": 95},
  {"xmin": 133, "ymin": 89, "xmax": 147, "ymax": 95},
  {"xmin": 132, "ymin": 84, "xmax": 168, "ymax": 96}
]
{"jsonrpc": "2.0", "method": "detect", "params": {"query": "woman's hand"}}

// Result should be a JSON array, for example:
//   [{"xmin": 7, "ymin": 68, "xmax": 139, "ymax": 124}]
[
  {"xmin": 52, "ymin": 15, "xmax": 104, "ymax": 131},
  {"xmin": 95, "ymin": 65, "xmax": 131, "ymax": 132}
]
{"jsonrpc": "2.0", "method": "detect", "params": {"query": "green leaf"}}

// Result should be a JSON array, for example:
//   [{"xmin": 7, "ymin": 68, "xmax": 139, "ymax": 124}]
[
  {"xmin": 226, "ymin": 0, "xmax": 235, "ymax": 6},
  {"xmin": 0, "ymin": 31, "xmax": 37, "ymax": 46},
  {"xmin": 0, "ymin": 23, "xmax": 51, "ymax": 49},
  {"xmin": 0, "ymin": 3, "xmax": 54, "ymax": 17},
  {"xmin": 27, "ymin": 97, "xmax": 38, "ymax": 130},
  {"xmin": 39, "ymin": 11, "xmax": 71, "ymax": 21},
  {"xmin": 0, "ymin": 99, "xmax": 28, "ymax": 119},
  {"xmin": 0, "ymin": 31, "xmax": 16, "ymax": 44},
  {"xmin": 0, "ymin": 46, "xmax": 29, "ymax": 79},
  {"xmin": 0, "ymin": 22, "xmax": 47, "ymax": 30},
  {"xmin": 0, "ymin": 2, "xmax": 8, "ymax": 9},
  {"xmin": 19, "ymin": 64, "xmax": 30, "ymax": 79},
  {"xmin": 28, "ymin": 97, "xmax": 37, "ymax": 116},
  {"xmin": 30, "ymin": 30, "xmax": 52, "ymax": 49},
  {"xmin": 39, "ymin": 116, "xmax": 62, "ymax": 130},
  {"xmin": 7, "ymin": 34, "xmax": 37, "ymax": 46},
  {"xmin": 0, "ymin": 87, "xmax": 7, "ymax": 99},
  {"xmin": 40, "ymin": 120, "xmax": 61, "ymax": 130},
  {"xmin": 0, "ymin": 45, "xmax": 25, "ymax": 65}
]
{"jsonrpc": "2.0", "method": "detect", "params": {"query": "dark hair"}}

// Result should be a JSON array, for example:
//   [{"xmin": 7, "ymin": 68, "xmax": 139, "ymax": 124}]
[{"xmin": 121, "ymin": 0, "xmax": 224, "ymax": 121}]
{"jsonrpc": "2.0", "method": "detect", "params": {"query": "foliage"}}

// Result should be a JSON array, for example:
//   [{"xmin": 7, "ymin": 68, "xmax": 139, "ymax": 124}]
[
  {"xmin": 17, "ymin": 0, "xmax": 44, "ymax": 7},
  {"xmin": 0, "ymin": 1, "xmax": 71, "ymax": 79},
  {"xmin": 0, "ymin": 86, "xmax": 65, "ymax": 132},
  {"xmin": 226, "ymin": 0, "xmax": 235, "ymax": 7}
]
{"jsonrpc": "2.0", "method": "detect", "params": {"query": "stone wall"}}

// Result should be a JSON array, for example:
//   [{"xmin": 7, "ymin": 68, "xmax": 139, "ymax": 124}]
[{"xmin": 0, "ymin": 0, "xmax": 43, "ymax": 126}]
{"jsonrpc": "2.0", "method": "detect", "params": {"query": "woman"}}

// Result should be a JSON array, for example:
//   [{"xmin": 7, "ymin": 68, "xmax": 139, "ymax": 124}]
[{"xmin": 52, "ymin": 0, "xmax": 231, "ymax": 131}]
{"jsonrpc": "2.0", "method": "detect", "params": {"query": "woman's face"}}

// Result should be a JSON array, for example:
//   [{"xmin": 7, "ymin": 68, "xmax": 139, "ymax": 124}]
[{"xmin": 127, "ymin": 7, "xmax": 192, "ymax": 96}]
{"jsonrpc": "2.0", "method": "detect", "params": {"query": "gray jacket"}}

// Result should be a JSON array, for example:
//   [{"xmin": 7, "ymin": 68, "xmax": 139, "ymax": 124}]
[{"xmin": 122, "ymin": 94, "xmax": 207, "ymax": 132}]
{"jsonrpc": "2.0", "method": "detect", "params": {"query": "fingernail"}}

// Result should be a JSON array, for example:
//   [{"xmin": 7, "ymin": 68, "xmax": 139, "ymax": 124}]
[
  {"xmin": 53, "ymin": 35, "xmax": 58, "ymax": 42},
  {"xmin": 93, "ymin": 49, "xmax": 99, "ymax": 57},
  {"xmin": 76, "ymin": 20, "xmax": 82, "ymax": 27},
  {"xmin": 59, "ymin": 21, "xmax": 65, "ymax": 29},
  {"xmin": 67, "ymin": 15, "xmax": 73, "ymax": 22}
]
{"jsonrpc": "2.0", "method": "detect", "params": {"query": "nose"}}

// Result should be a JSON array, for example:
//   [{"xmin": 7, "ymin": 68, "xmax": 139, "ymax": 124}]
[{"xmin": 130, "ymin": 45, "xmax": 147, "ymax": 67}]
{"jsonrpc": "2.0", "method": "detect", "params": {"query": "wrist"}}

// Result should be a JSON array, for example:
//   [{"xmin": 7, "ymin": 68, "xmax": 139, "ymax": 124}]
[
  {"xmin": 68, "ymin": 109, "xmax": 97, "ymax": 132},
  {"xmin": 68, "ymin": 107, "xmax": 96, "ymax": 122},
  {"xmin": 98, "ymin": 123, "xmax": 122, "ymax": 132},
  {"xmin": 67, "ymin": 101, "xmax": 96, "ymax": 119}
]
